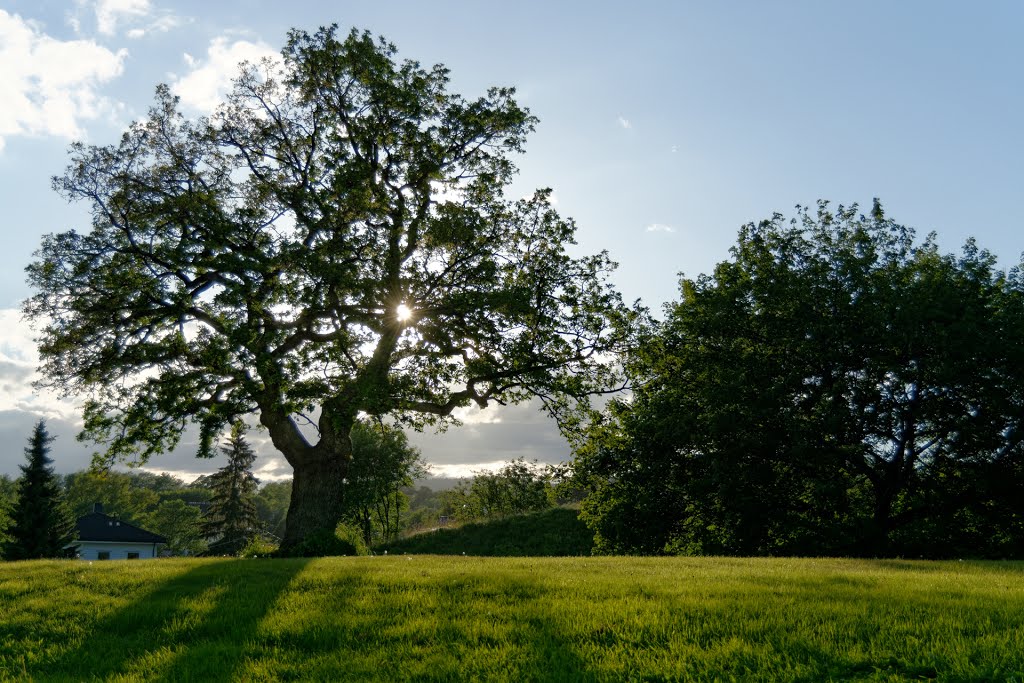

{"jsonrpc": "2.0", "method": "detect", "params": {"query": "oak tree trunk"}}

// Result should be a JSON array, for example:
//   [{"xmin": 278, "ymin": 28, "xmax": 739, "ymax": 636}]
[
  {"xmin": 280, "ymin": 452, "xmax": 348, "ymax": 554},
  {"xmin": 865, "ymin": 488, "xmax": 895, "ymax": 557}
]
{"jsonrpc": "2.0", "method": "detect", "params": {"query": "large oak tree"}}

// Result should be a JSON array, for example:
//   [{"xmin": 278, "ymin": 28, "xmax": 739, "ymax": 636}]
[{"xmin": 27, "ymin": 27, "xmax": 632, "ymax": 551}]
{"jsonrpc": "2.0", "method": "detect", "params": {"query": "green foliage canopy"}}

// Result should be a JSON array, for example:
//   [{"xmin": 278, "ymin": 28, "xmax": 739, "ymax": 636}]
[
  {"xmin": 63, "ymin": 471, "xmax": 161, "ymax": 521},
  {"xmin": 0, "ymin": 476, "xmax": 16, "ymax": 548},
  {"xmin": 579, "ymin": 201, "xmax": 1024, "ymax": 557},
  {"xmin": 254, "ymin": 480, "xmax": 291, "ymax": 540},
  {"xmin": 343, "ymin": 420, "xmax": 426, "ymax": 544},
  {"xmin": 442, "ymin": 458, "xmax": 553, "ymax": 522},
  {"xmin": 136, "ymin": 498, "xmax": 206, "ymax": 556},
  {"xmin": 26, "ymin": 25, "xmax": 633, "ymax": 550}
]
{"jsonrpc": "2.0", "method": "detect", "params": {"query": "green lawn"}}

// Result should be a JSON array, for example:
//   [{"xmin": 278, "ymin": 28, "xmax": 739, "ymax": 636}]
[{"xmin": 0, "ymin": 557, "xmax": 1021, "ymax": 682}]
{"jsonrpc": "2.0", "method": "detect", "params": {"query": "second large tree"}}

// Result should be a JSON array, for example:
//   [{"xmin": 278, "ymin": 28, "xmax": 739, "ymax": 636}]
[
  {"xmin": 27, "ymin": 27, "xmax": 631, "ymax": 552},
  {"xmin": 579, "ymin": 201, "xmax": 1024, "ymax": 557}
]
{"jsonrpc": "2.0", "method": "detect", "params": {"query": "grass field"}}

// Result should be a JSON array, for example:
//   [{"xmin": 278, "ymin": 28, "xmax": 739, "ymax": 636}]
[{"xmin": 0, "ymin": 556, "xmax": 1022, "ymax": 682}]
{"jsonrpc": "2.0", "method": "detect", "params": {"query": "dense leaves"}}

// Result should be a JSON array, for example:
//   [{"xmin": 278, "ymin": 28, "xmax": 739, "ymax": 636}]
[
  {"xmin": 136, "ymin": 499, "xmax": 206, "ymax": 556},
  {"xmin": 0, "ymin": 476, "xmax": 16, "ymax": 548},
  {"xmin": 27, "ymin": 25, "xmax": 633, "ymax": 550},
  {"xmin": 442, "ymin": 459, "xmax": 553, "ymax": 522},
  {"xmin": 579, "ymin": 201, "xmax": 1024, "ymax": 557},
  {"xmin": 3, "ymin": 421, "xmax": 73, "ymax": 560},
  {"xmin": 63, "ymin": 471, "xmax": 161, "ymax": 521},
  {"xmin": 343, "ymin": 420, "xmax": 426, "ymax": 545}
]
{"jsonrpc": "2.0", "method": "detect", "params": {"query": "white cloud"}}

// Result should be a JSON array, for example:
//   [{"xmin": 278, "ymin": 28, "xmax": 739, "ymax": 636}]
[
  {"xmin": 134, "ymin": 467, "xmax": 205, "ymax": 484},
  {"xmin": 138, "ymin": 449, "xmax": 293, "ymax": 484},
  {"xmin": 0, "ymin": 10, "xmax": 126, "ymax": 151},
  {"xmin": 408, "ymin": 399, "xmax": 570, "ymax": 475},
  {"xmin": 670, "ymin": 144, "xmax": 678, "ymax": 153},
  {"xmin": 126, "ymin": 13, "xmax": 189, "ymax": 40},
  {"xmin": 170, "ymin": 36, "xmax": 279, "ymax": 113},
  {"xmin": 72, "ymin": 0, "xmax": 186, "ymax": 39},
  {"xmin": 425, "ymin": 461, "xmax": 510, "ymax": 480},
  {"xmin": 95, "ymin": 0, "xmax": 151, "ymax": 36},
  {"xmin": 0, "ymin": 309, "xmax": 81, "ymax": 423},
  {"xmin": 646, "ymin": 223, "xmax": 675, "ymax": 233},
  {"xmin": 451, "ymin": 404, "xmax": 502, "ymax": 425},
  {"xmin": 617, "ymin": 116, "xmax": 632, "ymax": 129}
]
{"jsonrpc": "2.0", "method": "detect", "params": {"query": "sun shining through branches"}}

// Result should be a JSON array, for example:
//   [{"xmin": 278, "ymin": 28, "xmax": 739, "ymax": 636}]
[{"xmin": 27, "ymin": 25, "xmax": 639, "ymax": 553}]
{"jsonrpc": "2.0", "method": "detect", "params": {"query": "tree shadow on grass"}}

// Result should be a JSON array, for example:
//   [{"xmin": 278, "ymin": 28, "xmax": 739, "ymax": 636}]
[
  {"xmin": 673, "ymin": 567, "xmax": 1022, "ymax": 682},
  {"xmin": 428, "ymin": 571, "xmax": 598, "ymax": 681},
  {"xmin": 231, "ymin": 560, "xmax": 599, "ymax": 681},
  {"xmin": 876, "ymin": 559, "xmax": 1023, "ymax": 573},
  {"xmin": 227, "ymin": 562, "xmax": 370, "ymax": 680},
  {"xmin": 32, "ymin": 558, "xmax": 310, "ymax": 682},
  {"xmin": 306, "ymin": 564, "xmax": 600, "ymax": 681}
]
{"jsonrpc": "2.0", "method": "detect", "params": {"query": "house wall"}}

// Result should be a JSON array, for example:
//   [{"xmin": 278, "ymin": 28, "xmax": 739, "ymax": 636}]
[{"xmin": 76, "ymin": 542, "xmax": 160, "ymax": 560}]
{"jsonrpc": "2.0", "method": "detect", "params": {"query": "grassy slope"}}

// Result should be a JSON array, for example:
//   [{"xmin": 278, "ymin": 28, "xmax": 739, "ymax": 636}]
[
  {"xmin": 1, "ymin": 557, "xmax": 1022, "ymax": 682},
  {"xmin": 381, "ymin": 506, "xmax": 594, "ymax": 556}
]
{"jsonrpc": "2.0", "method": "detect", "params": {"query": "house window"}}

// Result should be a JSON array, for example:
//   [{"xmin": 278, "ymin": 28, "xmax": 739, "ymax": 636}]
[
  {"xmin": 127, "ymin": 552, "xmax": 140, "ymax": 560},
  {"xmin": 97, "ymin": 551, "xmax": 110, "ymax": 560}
]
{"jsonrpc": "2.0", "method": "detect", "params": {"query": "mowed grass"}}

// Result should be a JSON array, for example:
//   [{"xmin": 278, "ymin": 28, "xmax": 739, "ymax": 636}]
[{"xmin": 0, "ymin": 557, "xmax": 1021, "ymax": 682}]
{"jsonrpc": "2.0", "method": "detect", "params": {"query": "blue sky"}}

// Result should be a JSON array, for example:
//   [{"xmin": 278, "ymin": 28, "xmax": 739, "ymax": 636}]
[{"xmin": 1, "ymin": 0, "xmax": 1022, "ymax": 481}]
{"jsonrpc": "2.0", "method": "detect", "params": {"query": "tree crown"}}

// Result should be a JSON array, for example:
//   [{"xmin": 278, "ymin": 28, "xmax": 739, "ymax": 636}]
[{"xmin": 26, "ymin": 26, "xmax": 633, "ymax": 465}]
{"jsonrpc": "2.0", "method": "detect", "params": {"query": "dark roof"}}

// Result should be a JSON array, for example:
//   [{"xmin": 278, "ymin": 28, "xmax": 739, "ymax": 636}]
[{"xmin": 75, "ymin": 512, "xmax": 168, "ymax": 544}]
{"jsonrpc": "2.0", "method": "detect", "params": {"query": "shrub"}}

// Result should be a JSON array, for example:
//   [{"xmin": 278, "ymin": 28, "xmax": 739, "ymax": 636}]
[
  {"xmin": 276, "ymin": 522, "xmax": 368, "ymax": 557},
  {"xmin": 239, "ymin": 537, "xmax": 279, "ymax": 558}
]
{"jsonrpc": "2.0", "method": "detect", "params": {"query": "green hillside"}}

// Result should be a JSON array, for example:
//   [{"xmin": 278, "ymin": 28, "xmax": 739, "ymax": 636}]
[
  {"xmin": 1, "ymin": 556, "xmax": 1022, "ymax": 681},
  {"xmin": 381, "ymin": 506, "xmax": 594, "ymax": 556}
]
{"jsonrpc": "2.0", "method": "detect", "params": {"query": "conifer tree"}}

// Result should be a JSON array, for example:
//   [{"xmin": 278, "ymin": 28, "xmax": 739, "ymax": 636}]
[
  {"xmin": 4, "ymin": 420, "xmax": 72, "ymax": 560},
  {"xmin": 201, "ymin": 422, "xmax": 260, "ymax": 555}
]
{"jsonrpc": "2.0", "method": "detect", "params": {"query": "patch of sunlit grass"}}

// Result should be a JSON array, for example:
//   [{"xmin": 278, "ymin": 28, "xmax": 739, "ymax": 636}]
[{"xmin": 0, "ymin": 556, "xmax": 1021, "ymax": 681}]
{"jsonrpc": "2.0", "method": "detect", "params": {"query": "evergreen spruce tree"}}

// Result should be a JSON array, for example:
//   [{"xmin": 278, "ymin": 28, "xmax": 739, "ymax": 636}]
[
  {"xmin": 201, "ymin": 422, "xmax": 260, "ymax": 555},
  {"xmin": 4, "ymin": 420, "xmax": 72, "ymax": 560}
]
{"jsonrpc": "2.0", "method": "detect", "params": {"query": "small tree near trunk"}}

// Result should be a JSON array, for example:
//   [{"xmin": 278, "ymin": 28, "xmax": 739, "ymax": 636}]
[{"xmin": 201, "ymin": 423, "xmax": 260, "ymax": 555}]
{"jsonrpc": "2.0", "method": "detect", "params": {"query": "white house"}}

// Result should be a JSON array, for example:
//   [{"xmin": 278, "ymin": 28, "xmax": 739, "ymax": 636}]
[{"xmin": 66, "ymin": 503, "xmax": 167, "ymax": 560}]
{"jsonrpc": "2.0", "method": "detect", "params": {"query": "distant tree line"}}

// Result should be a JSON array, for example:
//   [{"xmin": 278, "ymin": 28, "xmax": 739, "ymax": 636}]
[
  {"xmin": 0, "ymin": 423, "xmax": 575, "ymax": 559},
  {"xmin": 0, "ymin": 418, "xmax": 448, "ymax": 559},
  {"xmin": 0, "ymin": 421, "xmax": 289, "ymax": 559},
  {"xmin": 438, "ymin": 459, "xmax": 559, "ymax": 523}
]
